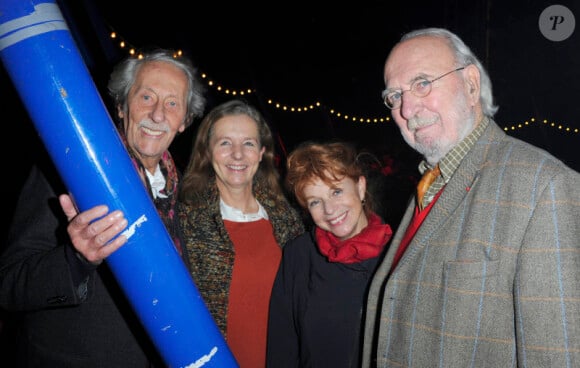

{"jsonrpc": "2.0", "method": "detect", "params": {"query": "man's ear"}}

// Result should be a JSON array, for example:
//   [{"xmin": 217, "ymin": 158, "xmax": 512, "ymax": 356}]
[
  {"xmin": 465, "ymin": 64, "xmax": 480, "ymax": 103},
  {"xmin": 178, "ymin": 122, "xmax": 186, "ymax": 134},
  {"xmin": 117, "ymin": 105, "xmax": 124, "ymax": 119}
]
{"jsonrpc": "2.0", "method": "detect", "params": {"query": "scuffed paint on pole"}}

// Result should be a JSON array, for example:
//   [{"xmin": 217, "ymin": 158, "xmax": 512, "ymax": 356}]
[{"xmin": 0, "ymin": 1, "xmax": 238, "ymax": 367}]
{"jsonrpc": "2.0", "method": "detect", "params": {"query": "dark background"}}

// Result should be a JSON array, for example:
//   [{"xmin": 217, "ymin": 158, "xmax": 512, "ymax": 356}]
[
  {"xmin": 0, "ymin": 0, "xmax": 579, "ymax": 360},
  {"xmin": 2, "ymin": 0, "xmax": 579, "ymax": 237}
]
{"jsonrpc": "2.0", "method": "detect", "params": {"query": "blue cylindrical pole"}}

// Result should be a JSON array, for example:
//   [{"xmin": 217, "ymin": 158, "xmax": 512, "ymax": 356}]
[{"xmin": 0, "ymin": 1, "xmax": 237, "ymax": 367}]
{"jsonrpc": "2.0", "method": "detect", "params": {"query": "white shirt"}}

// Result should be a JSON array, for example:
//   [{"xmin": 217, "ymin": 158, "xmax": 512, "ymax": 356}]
[
  {"xmin": 220, "ymin": 198, "xmax": 269, "ymax": 222},
  {"xmin": 144, "ymin": 164, "xmax": 167, "ymax": 199}
]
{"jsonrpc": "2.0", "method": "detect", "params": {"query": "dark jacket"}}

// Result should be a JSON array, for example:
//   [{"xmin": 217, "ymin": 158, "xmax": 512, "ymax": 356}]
[
  {"xmin": 0, "ymin": 157, "xmax": 176, "ymax": 367},
  {"xmin": 267, "ymin": 229, "xmax": 385, "ymax": 368}
]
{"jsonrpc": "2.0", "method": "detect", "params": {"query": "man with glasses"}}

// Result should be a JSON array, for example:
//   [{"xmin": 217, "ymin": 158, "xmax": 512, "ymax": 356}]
[{"xmin": 362, "ymin": 27, "xmax": 580, "ymax": 367}]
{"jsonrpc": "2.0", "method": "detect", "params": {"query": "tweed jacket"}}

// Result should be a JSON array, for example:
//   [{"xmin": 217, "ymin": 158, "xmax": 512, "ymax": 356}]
[
  {"xmin": 362, "ymin": 120, "xmax": 580, "ymax": 367},
  {"xmin": 177, "ymin": 181, "xmax": 304, "ymax": 336}
]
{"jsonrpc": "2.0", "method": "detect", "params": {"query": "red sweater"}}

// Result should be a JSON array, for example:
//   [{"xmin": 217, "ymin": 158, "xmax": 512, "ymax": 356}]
[
  {"xmin": 224, "ymin": 219, "xmax": 281, "ymax": 368},
  {"xmin": 391, "ymin": 190, "xmax": 443, "ymax": 273}
]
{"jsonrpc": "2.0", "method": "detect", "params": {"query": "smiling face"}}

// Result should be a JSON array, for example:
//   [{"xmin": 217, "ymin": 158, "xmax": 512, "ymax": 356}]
[
  {"xmin": 119, "ymin": 60, "xmax": 188, "ymax": 172},
  {"xmin": 384, "ymin": 35, "xmax": 482, "ymax": 165},
  {"xmin": 303, "ymin": 174, "xmax": 367, "ymax": 241},
  {"xmin": 210, "ymin": 113, "xmax": 266, "ymax": 197}
]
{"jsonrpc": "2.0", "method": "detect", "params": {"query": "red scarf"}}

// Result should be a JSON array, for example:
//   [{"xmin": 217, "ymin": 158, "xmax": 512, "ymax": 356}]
[{"xmin": 316, "ymin": 212, "xmax": 393, "ymax": 264}]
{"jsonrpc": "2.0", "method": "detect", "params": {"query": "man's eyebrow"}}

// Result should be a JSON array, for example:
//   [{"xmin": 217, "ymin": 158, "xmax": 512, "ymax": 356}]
[{"xmin": 386, "ymin": 72, "xmax": 431, "ymax": 90}]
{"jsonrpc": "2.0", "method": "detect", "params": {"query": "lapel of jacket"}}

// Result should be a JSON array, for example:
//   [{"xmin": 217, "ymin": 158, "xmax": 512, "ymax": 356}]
[{"xmin": 386, "ymin": 121, "xmax": 502, "ymax": 270}]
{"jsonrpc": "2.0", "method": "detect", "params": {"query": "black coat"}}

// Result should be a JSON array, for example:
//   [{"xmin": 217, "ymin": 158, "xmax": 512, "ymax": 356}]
[
  {"xmin": 267, "ymin": 229, "xmax": 385, "ymax": 368},
  {"xmin": 0, "ymin": 160, "xmax": 164, "ymax": 367}
]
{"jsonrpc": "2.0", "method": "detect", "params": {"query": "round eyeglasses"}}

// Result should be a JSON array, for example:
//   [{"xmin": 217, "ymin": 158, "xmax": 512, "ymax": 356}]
[{"xmin": 382, "ymin": 67, "xmax": 465, "ymax": 110}]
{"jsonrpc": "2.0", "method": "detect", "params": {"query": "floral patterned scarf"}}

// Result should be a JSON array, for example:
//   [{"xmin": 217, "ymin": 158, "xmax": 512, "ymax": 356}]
[{"xmin": 119, "ymin": 132, "xmax": 182, "ymax": 255}]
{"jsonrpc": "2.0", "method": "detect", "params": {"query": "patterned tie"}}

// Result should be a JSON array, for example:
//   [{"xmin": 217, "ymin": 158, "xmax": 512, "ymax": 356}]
[{"xmin": 416, "ymin": 164, "xmax": 440, "ymax": 210}]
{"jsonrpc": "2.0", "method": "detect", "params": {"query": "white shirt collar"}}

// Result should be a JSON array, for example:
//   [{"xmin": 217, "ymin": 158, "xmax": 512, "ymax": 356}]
[
  {"xmin": 144, "ymin": 164, "xmax": 167, "ymax": 199},
  {"xmin": 220, "ymin": 198, "xmax": 269, "ymax": 222}
]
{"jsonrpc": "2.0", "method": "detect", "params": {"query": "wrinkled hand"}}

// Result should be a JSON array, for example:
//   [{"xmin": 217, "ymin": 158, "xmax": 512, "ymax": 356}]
[{"xmin": 59, "ymin": 194, "xmax": 128, "ymax": 265}]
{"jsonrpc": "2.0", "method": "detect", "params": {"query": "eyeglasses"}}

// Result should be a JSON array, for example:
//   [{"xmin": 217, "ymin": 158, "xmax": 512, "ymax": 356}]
[{"xmin": 382, "ymin": 67, "xmax": 465, "ymax": 110}]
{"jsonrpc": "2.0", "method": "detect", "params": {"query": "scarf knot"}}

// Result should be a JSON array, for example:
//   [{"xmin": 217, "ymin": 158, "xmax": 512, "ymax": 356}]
[{"xmin": 316, "ymin": 212, "xmax": 392, "ymax": 264}]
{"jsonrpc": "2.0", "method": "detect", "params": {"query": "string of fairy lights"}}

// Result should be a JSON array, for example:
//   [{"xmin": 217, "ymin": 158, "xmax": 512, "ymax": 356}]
[{"xmin": 108, "ymin": 30, "xmax": 579, "ymax": 136}]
